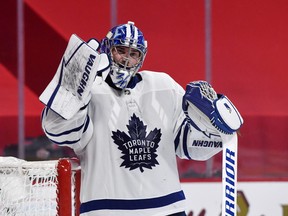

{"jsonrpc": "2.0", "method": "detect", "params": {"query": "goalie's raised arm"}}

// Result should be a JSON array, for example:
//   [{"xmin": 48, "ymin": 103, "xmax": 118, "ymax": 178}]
[
  {"xmin": 182, "ymin": 81, "xmax": 243, "ymax": 135},
  {"xmin": 39, "ymin": 34, "xmax": 110, "ymax": 120}
]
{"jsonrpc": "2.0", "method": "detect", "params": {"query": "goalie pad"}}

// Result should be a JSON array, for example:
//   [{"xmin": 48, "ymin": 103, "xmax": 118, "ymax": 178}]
[
  {"xmin": 183, "ymin": 81, "xmax": 243, "ymax": 134},
  {"xmin": 39, "ymin": 34, "xmax": 110, "ymax": 120}
]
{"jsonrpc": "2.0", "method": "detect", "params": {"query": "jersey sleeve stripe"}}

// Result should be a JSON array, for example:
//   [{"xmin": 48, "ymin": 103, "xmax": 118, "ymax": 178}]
[
  {"xmin": 174, "ymin": 119, "xmax": 186, "ymax": 150},
  {"xmin": 44, "ymin": 116, "xmax": 87, "ymax": 137},
  {"xmin": 48, "ymin": 138, "xmax": 81, "ymax": 145},
  {"xmin": 182, "ymin": 124, "xmax": 192, "ymax": 160},
  {"xmin": 83, "ymin": 115, "xmax": 90, "ymax": 133},
  {"xmin": 43, "ymin": 114, "xmax": 90, "ymax": 145}
]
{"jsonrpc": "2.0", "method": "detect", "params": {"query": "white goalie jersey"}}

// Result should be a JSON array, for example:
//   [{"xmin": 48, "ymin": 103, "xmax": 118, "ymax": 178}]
[{"xmin": 41, "ymin": 70, "xmax": 223, "ymax": 216}]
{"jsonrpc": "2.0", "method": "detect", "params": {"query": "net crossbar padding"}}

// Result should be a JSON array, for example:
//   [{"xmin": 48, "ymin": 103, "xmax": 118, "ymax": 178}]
[{"xmin": 0, "ymin": 157, "xmax": 81, "ymax": 216}]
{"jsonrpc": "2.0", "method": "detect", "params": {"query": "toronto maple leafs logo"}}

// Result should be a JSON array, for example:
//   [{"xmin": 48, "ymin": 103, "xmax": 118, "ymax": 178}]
[{"xmin": 112, "ymin": 114, "xmax": 162, "ymax": 172}]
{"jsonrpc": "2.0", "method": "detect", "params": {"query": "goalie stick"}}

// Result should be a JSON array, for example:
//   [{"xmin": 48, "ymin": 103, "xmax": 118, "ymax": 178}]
[{"xmin": 221, "ymin": 133, "xmax": 238, "ymax": 216}]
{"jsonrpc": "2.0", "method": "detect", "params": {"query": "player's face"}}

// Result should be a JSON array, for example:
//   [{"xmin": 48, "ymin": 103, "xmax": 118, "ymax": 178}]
[{"xmin": 111, "ymin": 46, "xmax": 141, "ymax": 68}]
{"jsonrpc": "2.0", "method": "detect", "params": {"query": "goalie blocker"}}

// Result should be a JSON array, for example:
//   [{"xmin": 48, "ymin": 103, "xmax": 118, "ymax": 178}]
[
  {"xmin": 39, "ymin": 34, "xmax": 110, "ymax": 120},
  {"xmin": 183, "ymin": 81, "xmax": 243, "ymax": 135}
]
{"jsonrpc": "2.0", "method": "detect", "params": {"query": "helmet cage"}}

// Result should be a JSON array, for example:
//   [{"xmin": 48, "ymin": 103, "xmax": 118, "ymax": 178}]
[
  {"xmin": 100, "ymin": 21, "xmax": 147, "ymax": 75},
  {"xmin": 100, "ymin": 21, "xmax": 147, "ymax": 88},
  {"xmin": 111, "ymin": 44, "xmax": 143, "ymax": 71}
]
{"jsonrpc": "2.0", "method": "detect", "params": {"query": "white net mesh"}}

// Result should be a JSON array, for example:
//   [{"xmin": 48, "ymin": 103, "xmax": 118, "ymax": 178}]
[{"xmin": 0, "ymin": 157, "xmax": 58, "ymax": 216}]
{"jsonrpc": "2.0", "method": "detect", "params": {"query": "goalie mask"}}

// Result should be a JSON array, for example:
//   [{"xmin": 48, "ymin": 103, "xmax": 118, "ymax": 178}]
[{"xmin": 100, "ymin": 21, "xmax": 148, "ymax": 89}]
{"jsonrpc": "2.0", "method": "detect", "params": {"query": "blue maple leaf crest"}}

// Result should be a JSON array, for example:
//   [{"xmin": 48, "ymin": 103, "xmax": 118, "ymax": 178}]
[{"xmin": 112, "ymin": 114, "xmax": 162, "ymax": 172}]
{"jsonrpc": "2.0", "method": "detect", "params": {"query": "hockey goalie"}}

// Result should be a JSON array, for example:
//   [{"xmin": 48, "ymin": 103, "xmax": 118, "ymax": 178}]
[{"xmin": 40, "ymin": 21, "xmax": 243, "ymax": 216}]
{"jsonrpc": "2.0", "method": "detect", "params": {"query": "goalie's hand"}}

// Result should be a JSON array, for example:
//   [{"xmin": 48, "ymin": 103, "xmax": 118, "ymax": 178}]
[
  {"xmin": 183, "ymin": 81, "xmax": 243, "ymax": 134},
  {"xmin": 39, "ymin": 34, "xmax": 110, "ymax": 120}
]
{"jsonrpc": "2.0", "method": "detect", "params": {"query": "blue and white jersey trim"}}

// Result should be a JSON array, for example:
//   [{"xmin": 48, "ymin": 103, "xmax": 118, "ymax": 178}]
[
  {"xmin": 42, "ymin": 107, "xmax": 90, "ymax": 145},
  {"xmin": 80, "ymin": 190, "xmax": 185, "ymax": 214}
]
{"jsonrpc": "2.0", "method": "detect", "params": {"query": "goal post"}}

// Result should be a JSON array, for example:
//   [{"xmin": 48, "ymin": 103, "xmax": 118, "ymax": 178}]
[
  {"xmin": 57, "ymin": 158, "xmax": 81, "ymax": 216},
  {"xmin": 0, "ymin": 157, "xmax": 81, "ymax": 216}
]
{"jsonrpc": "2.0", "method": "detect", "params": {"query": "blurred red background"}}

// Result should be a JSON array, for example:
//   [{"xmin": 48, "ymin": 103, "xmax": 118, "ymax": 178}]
[{"xmin": 0, "ymin": 0, "xmax": 287, "ymax": 179}]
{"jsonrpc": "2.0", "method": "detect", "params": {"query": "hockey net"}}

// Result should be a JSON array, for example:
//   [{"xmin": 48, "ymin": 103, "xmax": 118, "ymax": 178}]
[{"xmin": 0, "ymin": 157, "xmax": 81, "ymax": 216}]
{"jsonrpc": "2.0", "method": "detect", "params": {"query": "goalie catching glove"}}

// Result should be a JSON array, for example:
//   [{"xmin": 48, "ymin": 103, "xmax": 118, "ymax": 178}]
[
  {"xmin": 182, "ymin": 81, "xmax": 243, "ymax": 135},
  {"xmin": 39, "ymin": 34, "xmax": 110, "ymax": 120}
]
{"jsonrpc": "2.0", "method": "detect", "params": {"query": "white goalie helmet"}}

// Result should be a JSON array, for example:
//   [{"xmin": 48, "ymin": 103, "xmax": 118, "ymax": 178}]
[{"xmin": 100, "ymin": 21, "xmax": 148, "ymax": 89}]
